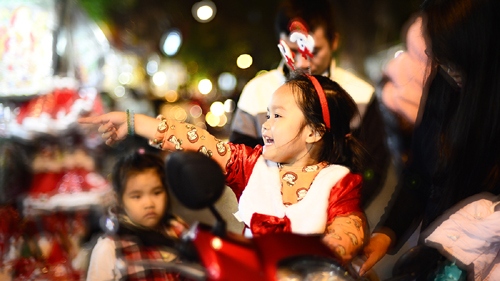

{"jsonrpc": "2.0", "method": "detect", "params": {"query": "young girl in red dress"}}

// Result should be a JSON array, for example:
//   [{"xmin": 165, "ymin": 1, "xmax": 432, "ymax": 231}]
[{"xmin": 80, "ymin": 71, "xmax": 368, "ymax": 263}]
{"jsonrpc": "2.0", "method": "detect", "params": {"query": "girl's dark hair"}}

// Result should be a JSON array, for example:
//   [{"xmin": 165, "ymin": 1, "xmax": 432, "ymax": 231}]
[
  {"xmin": 286, "ymin": 71, "xmax": 366, "ymax": 172},
  {"xmin": 422, "ymin": 0, "xmax": 500, "ymax": 209},
  {"xmin": 111, "ymin": 151, "xmax": 171, "ymax": 214}
]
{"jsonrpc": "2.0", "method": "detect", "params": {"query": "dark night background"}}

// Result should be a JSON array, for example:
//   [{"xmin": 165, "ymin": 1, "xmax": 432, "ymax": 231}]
[{"xmin": 79, "ymin": 0, "xmax": 423, "ymax": 86}]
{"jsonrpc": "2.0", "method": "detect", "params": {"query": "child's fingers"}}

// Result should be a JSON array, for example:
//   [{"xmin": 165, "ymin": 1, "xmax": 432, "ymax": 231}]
[
  {"xmin": 101, "ymin": 130, "xmax": 115, "ymax": 140},
  {"xmin": 78, "ymin": 115, "xmax": 105, "ymax": 125},
  {"xmin": 102, "ymin": 130, "xmax": 121, "ymax": 147},
  {"xmin": 77, "ymin": 117, "xmax": 92, "ymax": 124},
  {"xmin": 98, "ymin": 121, "xmax": 115, "ymax": 134},
  {"xmin": 105, "ymin": 137, "xmax": 117, "ymax": 147}
]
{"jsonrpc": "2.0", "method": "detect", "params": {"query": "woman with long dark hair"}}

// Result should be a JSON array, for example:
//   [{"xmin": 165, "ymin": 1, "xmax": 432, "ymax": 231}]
[{"xmin": 360, "ymin": 0, "xmax": 500, "ymax": 277}]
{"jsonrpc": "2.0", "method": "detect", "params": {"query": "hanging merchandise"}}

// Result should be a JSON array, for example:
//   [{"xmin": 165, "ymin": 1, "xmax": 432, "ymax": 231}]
[
  {"xmin": 10, "ymin": 80, "xmax": 104, "ymax": 140},
  {"xmin": 19, "ymin": 132, "xmax": 113, "ymax": 281},
  {"xmin": 0, "ymin": 1, "xmax": 114, "ymax": 280},
  {"xmin": 1, "ymin": 0, "xmax": 110, "ymax": 140},
  {"xmin": 23, "ymin": 132, "xmax": 112, "ymax": 212},
  {"xmin": 0, "ymin": 0, "xmax": 56, "ymax": 98}
]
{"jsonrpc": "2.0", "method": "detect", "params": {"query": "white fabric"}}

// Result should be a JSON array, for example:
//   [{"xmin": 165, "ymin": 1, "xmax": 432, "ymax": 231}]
[
  {"xmin": 425, "ymin": 193, "xmax": 500, "ymax": 281},
  {"xmin": 86, "ymin": 237, "xmax": 120, "ymax": 281},
  {"xmin": 237, "ymin": 60, "xmax": 374, "ymax": 127},
  {"xmin": 234, "ymin": 155, "xmax": 349, "ymax": 237},
  {"xmin": 237, "ymin": 67, "xmax": 286, "ymax": 116}
]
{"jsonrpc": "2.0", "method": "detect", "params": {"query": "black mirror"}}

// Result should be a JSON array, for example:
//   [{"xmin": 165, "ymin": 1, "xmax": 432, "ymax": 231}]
[{"xmin": 165, "ymin": 151, "xmax": 225, "ymax": 210}]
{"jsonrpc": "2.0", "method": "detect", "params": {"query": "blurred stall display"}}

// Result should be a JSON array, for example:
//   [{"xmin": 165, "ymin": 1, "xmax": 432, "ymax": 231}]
[
  {"xmin": 61, "ymin": 0, "xmax": 110, "ymax": 89},
  {"xmin": 0, "ymin": 133, "xmax": 112, "ymax": 280},
  {"xmin": 6, "ymin": 79, "xmax": 105, "ymax": 140},
  {"xmin": 0, "ymin": 0, "xmax": 110, "ymax": 94},
  {"xmin": 0, "ymin": 0, "xmax": 112, "ymax": 140},
  {"xmin": 0, "ymin": 0, "xmax": 56, "ymax": 97},
  {"xmin": 0, "ymin": 1, "xmax": 115, "ymax": 280},
  {"xmin": 23, "ymin": 132, "xmax": 112, "ymax": 213}
]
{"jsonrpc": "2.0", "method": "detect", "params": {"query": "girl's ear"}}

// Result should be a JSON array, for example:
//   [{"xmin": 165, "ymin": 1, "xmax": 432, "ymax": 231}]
[{"xmin": 305, "ymin": 125, "xmax": 324, "ymax": 143}]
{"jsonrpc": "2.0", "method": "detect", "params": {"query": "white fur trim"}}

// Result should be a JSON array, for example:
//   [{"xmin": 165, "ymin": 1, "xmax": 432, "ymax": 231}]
[{"xmin": 234, "ymin": 156, "xmax": 349, "ymax": 237}]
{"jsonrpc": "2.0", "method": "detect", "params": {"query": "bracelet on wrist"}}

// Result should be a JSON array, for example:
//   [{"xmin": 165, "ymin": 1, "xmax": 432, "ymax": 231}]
[{"xmin": 127, "ymin": 109, "xmax": 135, "ymax": 136}]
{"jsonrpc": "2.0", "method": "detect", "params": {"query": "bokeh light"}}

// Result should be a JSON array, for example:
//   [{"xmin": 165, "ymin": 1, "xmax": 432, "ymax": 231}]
[
  {"xmin": 218, "ymin": 72, "xmax": 237, "ymax": 91},
  {"xmin": 198, "ymin": 78, "xmax": 212, "ymax": 95},
  {"xmin": 205, "ymin": 112, "xmax": 219, "ymax": 127},
  {"xmin": 113, "ymin": 85, "xmax": 125, "ymax": 98},
  {"xmin": 210, "ymin": 101, "xmax": 224, "ymax": 116},
  {"xmin": 237, "ymin": 54, "xmax": 253, "ymax": 69},
  {"xmin": 152, "ymin": 71, "xmax": 167, "ymax": 86},
  {"xmin": 189, "ymin": 104, "xmax": 203, "ymax": 118},
  {"xmin": 192, "ymin": 1, "xmax": 217, "ymax": 23},
  {"xmin": 160, "ymin": 29, "xmax": 182, "ymax": 56},
  {"xmin": 164, "ymin": 90, "xmax": 179, "ymax": 103},
  {"xmin": 224, "ymin": 99, "xmax": 235, "ymax": 113}
]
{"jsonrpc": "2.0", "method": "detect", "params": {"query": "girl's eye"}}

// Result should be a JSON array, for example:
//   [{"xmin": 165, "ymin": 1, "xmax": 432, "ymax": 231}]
[{"xmin": 266, "ymin": 113, "xmax": 280, "ymax": 119}]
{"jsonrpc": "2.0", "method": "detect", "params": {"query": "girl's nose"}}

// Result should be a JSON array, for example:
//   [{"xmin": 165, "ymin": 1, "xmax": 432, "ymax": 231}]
[
  {"xmin": 145, "ymin": 196, "xmax": 154, "ymax": 208},
  {"xmin": 262, "ymin": 120, "xmax": 270, "ymax": 132}
]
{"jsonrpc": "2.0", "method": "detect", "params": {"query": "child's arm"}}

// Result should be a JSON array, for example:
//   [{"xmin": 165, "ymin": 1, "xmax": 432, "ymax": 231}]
[
  {"xmin": 78, "ymin": 112, "xmax": 232, "ymax": 173},
  {"xmin": 322, "ymin": 173, "xmax": 367, "ymax": 263},
  {"xmin": 323, "ymin": 212, "xmax": 366, "ymax": 264}
]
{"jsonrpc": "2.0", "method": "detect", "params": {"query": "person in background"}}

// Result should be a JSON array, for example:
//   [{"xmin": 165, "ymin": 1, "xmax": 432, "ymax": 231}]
[
  {"xmin": 80, "ymin": 71, "xmax": 368, "ymax": 264},
  {"xmin": 86, "ymin": 151, "xmax": 188, "ymax": 281},
  {"xmin": 230, "ymin": 0, "xmax": 390, "ymax": 209},
  {"xmin": 360, "ymin": 0, "xmax": 500, "ymax": 278},
  {"xmin": 378, "ymin": 14, "xmax": 430, "ymax": 175}
]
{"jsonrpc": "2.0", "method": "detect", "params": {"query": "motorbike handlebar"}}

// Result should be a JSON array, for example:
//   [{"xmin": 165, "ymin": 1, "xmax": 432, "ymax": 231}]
[{"xmin": 117, "ymin": 259, "xmax": 207, "ymax": 280}]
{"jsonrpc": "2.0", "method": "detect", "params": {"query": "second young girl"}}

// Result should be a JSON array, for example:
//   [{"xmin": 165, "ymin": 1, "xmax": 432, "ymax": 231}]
[
  {"xmin": 86, "ymin": 151, "xmax": 188, "ymax": 280},
  {"xmin": 80, "ymin": 71, "xmax": 368, "ymax": 263}
]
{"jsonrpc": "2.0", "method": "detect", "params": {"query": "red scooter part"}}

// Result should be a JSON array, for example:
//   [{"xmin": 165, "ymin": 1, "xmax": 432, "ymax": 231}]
[
  {"xmin": 165, "ymin": 151, "xmax": 361, "ymax": 281},
  {"xmin": 190, "ymin": 223, "xmax": 263, "ymax": 280}
]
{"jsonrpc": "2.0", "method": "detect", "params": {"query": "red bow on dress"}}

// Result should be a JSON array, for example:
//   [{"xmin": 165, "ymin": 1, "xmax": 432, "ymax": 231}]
[{"xmin": 250, "ymin": 213, "xmax": 292, "ymax": 236}]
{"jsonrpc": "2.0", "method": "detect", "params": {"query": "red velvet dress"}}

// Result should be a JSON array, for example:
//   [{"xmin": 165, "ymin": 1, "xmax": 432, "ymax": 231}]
[{"xmin": 224, "ymin": 143, "xmax": 362, "ymax": 236}]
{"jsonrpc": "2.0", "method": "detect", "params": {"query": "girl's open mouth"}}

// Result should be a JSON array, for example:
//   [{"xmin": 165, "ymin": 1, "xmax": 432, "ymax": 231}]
[{"xmin": 263, "ymin": 136, "xmax": 274, "ymax": 145}]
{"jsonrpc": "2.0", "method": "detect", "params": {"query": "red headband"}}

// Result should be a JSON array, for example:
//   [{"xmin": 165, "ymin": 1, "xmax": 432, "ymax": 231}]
[{"xmin": 307, "ymin": 75, "xmax": 330, "ymax": 130}]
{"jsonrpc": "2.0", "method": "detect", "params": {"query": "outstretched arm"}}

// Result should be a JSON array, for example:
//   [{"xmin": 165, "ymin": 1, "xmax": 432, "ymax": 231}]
[
  {"xmin": 78, "ymin": 111, "xmax": 159, "ymax": 145},
  {"xmin": 78, "ymin": 111, "xmax": 232, "ymax": 172},
  {"xmin": 322, "ymin": 173, "xmax": 367, "ymax": 264}
]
